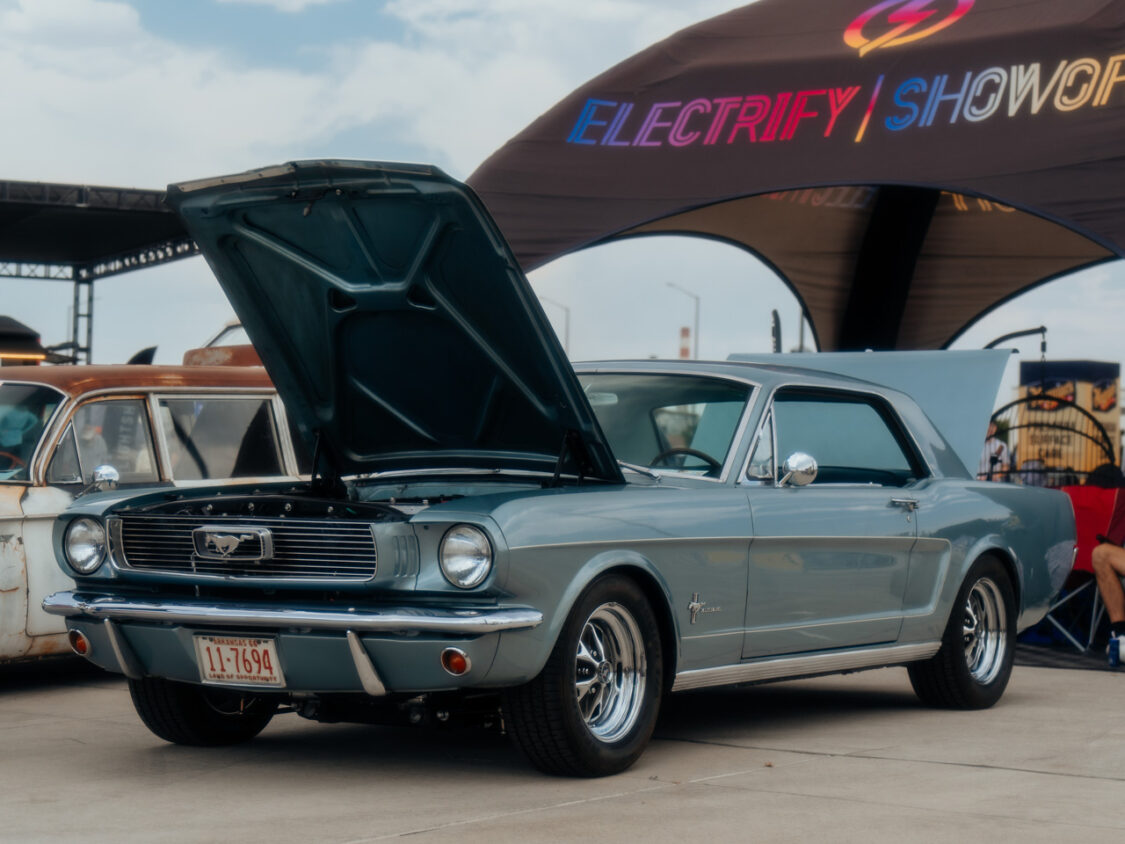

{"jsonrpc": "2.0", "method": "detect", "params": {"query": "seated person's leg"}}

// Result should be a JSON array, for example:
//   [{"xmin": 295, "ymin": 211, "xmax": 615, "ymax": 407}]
[{"xmin": 1091, "ymin": 543, "xmax": 1125, "ymax": 661}]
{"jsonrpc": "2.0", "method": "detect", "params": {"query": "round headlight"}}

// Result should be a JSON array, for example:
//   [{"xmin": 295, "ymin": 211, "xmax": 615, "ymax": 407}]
[
  {"xmin": 64, "ymin": 518, "xmax": 106, "ymax": 575},
  {"xmin": 439, "ymin": 524, "xmax": 493, "ymax": 589}
]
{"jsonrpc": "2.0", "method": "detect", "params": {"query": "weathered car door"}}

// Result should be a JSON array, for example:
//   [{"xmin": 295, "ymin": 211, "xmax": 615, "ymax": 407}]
[
  {"xmin": 0, "ymin": 381, "xmax": 66, "ymax": 659},
  {"xmin": 24, "ymin": 395, "xmax": 165, "ymax": 640},
  {"xmin": 741, "ymin": 388, "xmax": 926, "ymax": 658}
]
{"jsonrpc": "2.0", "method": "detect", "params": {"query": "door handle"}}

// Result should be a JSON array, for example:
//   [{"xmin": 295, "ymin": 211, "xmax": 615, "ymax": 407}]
[{"xmin": 890, "ymin": 498, "xmax": 919, "ymax": 511}]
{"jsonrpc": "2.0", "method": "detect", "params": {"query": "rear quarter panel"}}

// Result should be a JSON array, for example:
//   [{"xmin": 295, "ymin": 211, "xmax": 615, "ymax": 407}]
[{"xmin": 900, "ymin": 479, "xmax": 1075, "ymax": 645}]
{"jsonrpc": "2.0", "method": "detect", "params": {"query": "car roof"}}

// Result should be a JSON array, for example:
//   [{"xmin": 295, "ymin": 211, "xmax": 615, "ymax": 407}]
[
  {"xmin": 0, "ymin": 364, "xmax": 274, "ymax": 397},
  {"xmin": 572, "ymin": 358, "xmax": 876, "ymax": 388}
]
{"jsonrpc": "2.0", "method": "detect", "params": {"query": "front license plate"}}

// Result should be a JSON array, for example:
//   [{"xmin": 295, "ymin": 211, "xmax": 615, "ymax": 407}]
[{"xmin": 194, "ymin": 635, "xmax": 285, "ymax": 687}]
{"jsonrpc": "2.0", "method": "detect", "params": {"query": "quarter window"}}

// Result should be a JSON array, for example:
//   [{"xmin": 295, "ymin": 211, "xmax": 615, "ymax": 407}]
[
  {"xmin": 158, "ymin": 397, "xmax": 283, "ymax": 480},
  {"xmin": 746, "ymin": 410, "xmax": 774, "ymax": 481},
  {"xmin": 772, "ymin": 390, "xmax": 921, "ymax": 486}
]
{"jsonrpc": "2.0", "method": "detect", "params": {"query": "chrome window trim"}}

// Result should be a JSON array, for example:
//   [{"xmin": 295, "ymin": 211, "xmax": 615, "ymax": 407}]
[
  {"xmin": 574, "ymin": 366, "xmax": 762, "ymax": 485},
  {"xmin": 737, "ymin": 382, "xmax": 933, "ymax": 488},
  {"xmin": 270, "ymin": 393, "xmax": 302, "ymax": 477},
  {"xmin": 0, "ymin": 380, "xmax": 68, "ymax": 486}
]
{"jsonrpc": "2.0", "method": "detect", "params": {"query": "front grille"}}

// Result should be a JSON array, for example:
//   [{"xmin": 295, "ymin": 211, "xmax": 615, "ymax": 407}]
[{"xmin": 113, "ymin": 515, "xmax": 377, "ymax": 580}]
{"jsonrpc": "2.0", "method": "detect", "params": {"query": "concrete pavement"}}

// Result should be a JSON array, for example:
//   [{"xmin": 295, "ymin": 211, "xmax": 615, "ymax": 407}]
[{"xmin": 0, "ymin": 660, "xmax": 1121, "ymax": 842}]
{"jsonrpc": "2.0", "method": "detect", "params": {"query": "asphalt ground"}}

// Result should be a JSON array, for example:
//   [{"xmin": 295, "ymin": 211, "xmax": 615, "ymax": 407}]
[{"xmin": 1, "ymin": 656, "xmax": 1122, "ymax": 843}]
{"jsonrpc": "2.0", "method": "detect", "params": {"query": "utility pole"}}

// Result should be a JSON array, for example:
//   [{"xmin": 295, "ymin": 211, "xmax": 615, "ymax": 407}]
[{"xmin": 667, "ymin": 282, "xmax": 700, "ymax": 359}]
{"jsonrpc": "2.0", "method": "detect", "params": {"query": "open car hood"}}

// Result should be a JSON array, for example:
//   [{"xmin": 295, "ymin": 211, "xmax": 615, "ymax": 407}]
[{"xmin": 167, "ymin": 161, "xmax": 621, "ymax": 483}]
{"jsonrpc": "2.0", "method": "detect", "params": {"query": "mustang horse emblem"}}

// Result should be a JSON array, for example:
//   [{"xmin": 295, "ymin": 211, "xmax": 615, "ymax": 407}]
[{"xmin": 204, "ymin": 533, "xmax": 254, "ymax": 557}]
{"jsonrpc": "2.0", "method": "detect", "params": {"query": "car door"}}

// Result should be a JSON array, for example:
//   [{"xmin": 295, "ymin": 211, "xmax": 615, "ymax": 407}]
[{"xmin": 742, "ymin": 387, "xmax": 927, "ymax": 658}]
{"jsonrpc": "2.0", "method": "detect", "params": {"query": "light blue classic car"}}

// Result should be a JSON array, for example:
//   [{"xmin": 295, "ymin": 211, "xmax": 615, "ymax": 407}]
[{"xmin": 44, "ymin": 162, "xmax": 1075, "ymax": 777}]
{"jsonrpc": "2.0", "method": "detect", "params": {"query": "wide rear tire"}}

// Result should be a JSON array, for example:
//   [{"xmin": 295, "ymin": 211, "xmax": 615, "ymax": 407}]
[
  {"xmin": 503, "ymin": 574, "xmax": 663, "ymax": 777},
  {"xmin": 129, "ymin": 677, "xmax": 279, "ymax": 746},
  {"xmin": 908, "ymin": 556, "xmax": 1016, "ymax": 709}
]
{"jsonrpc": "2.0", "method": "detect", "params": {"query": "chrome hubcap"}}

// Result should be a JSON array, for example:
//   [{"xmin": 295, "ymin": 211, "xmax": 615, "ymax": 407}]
[
  {"xmin": 962, "ymin": 577, "xmax": 1007, "ymax": 684},
  {"xmin": 574, "ymin": 602, "xmax": 646, "ymax": 743}
]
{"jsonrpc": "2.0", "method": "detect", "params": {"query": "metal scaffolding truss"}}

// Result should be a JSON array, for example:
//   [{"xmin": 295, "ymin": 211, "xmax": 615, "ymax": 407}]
[{"xmin": 0, "ymin": 178, "xmax": 198, "ymax": 363}]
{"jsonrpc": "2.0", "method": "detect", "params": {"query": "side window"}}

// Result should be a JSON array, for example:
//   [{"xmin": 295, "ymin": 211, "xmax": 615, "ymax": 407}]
[
  {"xmin": 67, "ymin": 400, "xmax": 159, "ymax": 484},
  {"xmin": 772, "ymin": 391, "xmax": 920, "ymax": 486},
  {"xmin": 159, "ymin": 397, "xmax": 283, "ymax": 480},
  {"xmin": 745, "ymin": 410, "xmax": 774, "ymax": 482},
  {"xmin": 46, "ymin": 425, "xmax": 82, "ymax": 484}
]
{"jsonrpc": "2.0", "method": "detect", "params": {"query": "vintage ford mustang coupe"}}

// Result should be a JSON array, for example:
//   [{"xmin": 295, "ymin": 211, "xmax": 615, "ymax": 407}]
[{"xmin": 44, "ymin": 162, "xmax": 1075, "ymax": 776}]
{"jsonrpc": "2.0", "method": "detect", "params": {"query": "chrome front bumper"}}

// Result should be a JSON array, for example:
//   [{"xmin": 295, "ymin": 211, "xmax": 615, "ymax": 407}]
[
  {"xmin": 45, "ymin": 591, "xmax": 543, "ymax": 697},
  {"xmin": 42, "ymin": 592, "xmax": 544, "ymax": 635}
]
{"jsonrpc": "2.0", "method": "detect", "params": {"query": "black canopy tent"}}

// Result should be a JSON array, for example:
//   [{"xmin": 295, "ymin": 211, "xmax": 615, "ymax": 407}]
[
  {"xmin": 0, "ymin": 179, "xmax": 196, "ymax": 362},
  {"xmin": 468, "ymin": 0, "xmax": 1125, "ymax": 351}
]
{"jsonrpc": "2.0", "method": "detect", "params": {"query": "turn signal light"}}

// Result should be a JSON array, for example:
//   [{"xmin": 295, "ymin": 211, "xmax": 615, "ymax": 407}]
[
  {"xmin": 67, "ymin": 629, "xmax": 90, "ymax": 657},
  {"xmin": 440, "ymin": 648, "xmax": 471, "ymax": 676}
]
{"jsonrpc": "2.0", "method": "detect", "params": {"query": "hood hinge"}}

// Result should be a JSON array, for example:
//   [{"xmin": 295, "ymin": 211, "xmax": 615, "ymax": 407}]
[
  {"xmin": 549, "ymin": 429, "xmax": 596, "ymax": 487},
  {"xmin": 310, "ymin": 429, "xmax": 347, "ymax": 499}
]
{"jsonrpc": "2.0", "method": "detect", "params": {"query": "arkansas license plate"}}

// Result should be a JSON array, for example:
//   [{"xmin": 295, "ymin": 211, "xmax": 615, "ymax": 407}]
[{"xmin": 194, "ymin": 635, "xmax": 284, "ymax": 687}]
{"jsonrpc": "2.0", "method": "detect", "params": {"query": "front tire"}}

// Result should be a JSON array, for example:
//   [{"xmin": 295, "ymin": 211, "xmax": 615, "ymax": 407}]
[
  {"xmin": 908, "ymin": 556, "xmax": 1016, "ymax": 709},
  {"xmin": 129, "ymin": 677, "xmax": 279, "ymax": 746},
  {"xmin": 503, "ymin": 574, "xmax": 663, "ymax": 777}
]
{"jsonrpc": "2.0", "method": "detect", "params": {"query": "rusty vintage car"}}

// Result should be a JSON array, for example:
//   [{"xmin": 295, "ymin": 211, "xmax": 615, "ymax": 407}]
[{"xmin": 1, "ymin": 363, "xmax": 303, "ymax": 663}]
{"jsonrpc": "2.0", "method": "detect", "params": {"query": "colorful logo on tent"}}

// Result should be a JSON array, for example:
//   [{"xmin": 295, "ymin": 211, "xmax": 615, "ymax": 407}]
[{"xmin": 845, "ymin": 0, "xmax": 975, "ymax": 56}]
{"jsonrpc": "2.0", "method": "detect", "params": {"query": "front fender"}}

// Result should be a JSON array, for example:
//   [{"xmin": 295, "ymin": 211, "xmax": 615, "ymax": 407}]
[{"xmin": 484, "ymin": 547, "xmax": 677, "ymax": 686}]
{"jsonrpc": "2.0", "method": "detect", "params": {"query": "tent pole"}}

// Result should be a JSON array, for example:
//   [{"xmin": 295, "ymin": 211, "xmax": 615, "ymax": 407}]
[{"xmin": 837, "ymin": 186, "xmax": 939, "ymax": 351}]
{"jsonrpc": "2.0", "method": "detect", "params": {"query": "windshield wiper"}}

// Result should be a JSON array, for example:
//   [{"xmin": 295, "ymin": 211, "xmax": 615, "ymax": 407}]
[{"xmin": 617, "ymin": 460, "xmax": 661, "ymax": 482}]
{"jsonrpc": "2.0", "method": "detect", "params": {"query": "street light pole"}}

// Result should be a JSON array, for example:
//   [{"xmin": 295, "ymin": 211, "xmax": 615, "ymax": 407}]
[
  {"xmin": 539, "ymin": 295, "xmax": 571, "ymax": 355},
  {"xmin": 667, "ymin": 282, "xmax": 700, "ymax": 359}
]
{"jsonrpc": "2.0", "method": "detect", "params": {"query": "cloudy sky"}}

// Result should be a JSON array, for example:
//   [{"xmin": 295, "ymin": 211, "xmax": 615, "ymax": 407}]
[{"xmin": 2, "ymin": 0, "xmax": 1124, "ymax": 405}]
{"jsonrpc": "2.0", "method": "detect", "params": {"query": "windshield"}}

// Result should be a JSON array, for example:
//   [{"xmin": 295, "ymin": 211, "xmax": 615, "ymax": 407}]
[
  {"xmin": 578, "ymin": 373, "xmax": 752, "ymax": 477},
  {"xmin": 0, "ymin": 382, "xmax": 64, "ymax": 482}
]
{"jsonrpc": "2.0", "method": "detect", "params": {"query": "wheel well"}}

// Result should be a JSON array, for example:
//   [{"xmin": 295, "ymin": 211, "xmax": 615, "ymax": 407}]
[
  {"xmin": 980, "ymin": 548, "xmax": 1021, "ymax": 607},
  {"xmin": 603, "ymin": 565, "xmax": 678, "ymax": 692}
]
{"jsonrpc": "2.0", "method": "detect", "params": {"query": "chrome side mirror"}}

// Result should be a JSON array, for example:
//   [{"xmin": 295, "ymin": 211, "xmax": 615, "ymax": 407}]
[
  {"xmin": 779, "ymin": 452, "xmax": 817, "ymax": 487},
  {"xmin": 91, "ymin": 465, "xmax": 120, "ymax": 492}
]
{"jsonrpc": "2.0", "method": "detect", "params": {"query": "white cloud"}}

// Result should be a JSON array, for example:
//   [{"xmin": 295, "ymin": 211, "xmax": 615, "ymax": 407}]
[
  {"xmin": 215, "ymin": 0, "xmax": 343, "ymax": 12},
  {"xmin": 0, "ymin": 0, "xmax": 748, "ymax": 186},
  {"xmin": 0, "ymin": 0, "xmax": 751, "ymax": 361}
]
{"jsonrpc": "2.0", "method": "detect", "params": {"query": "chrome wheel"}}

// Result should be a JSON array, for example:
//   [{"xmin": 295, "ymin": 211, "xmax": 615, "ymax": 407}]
[
  {"xmin": 574, "ymin": 602, "xmax": 647, "ymax": 743},
  {"xmin": 962, "ymin": 577, "xmax": 1008, "ymax": 684}
]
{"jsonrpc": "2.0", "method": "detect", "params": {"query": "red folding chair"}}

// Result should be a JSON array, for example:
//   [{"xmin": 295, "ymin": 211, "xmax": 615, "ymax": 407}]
[
  {"xmin": 1050, "ymin": 486, "xmax": 1123, "ymax": 651},
  {"xmin": 1044, "ymin": 486, "xmax": 1116, "ymax": 652}
]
